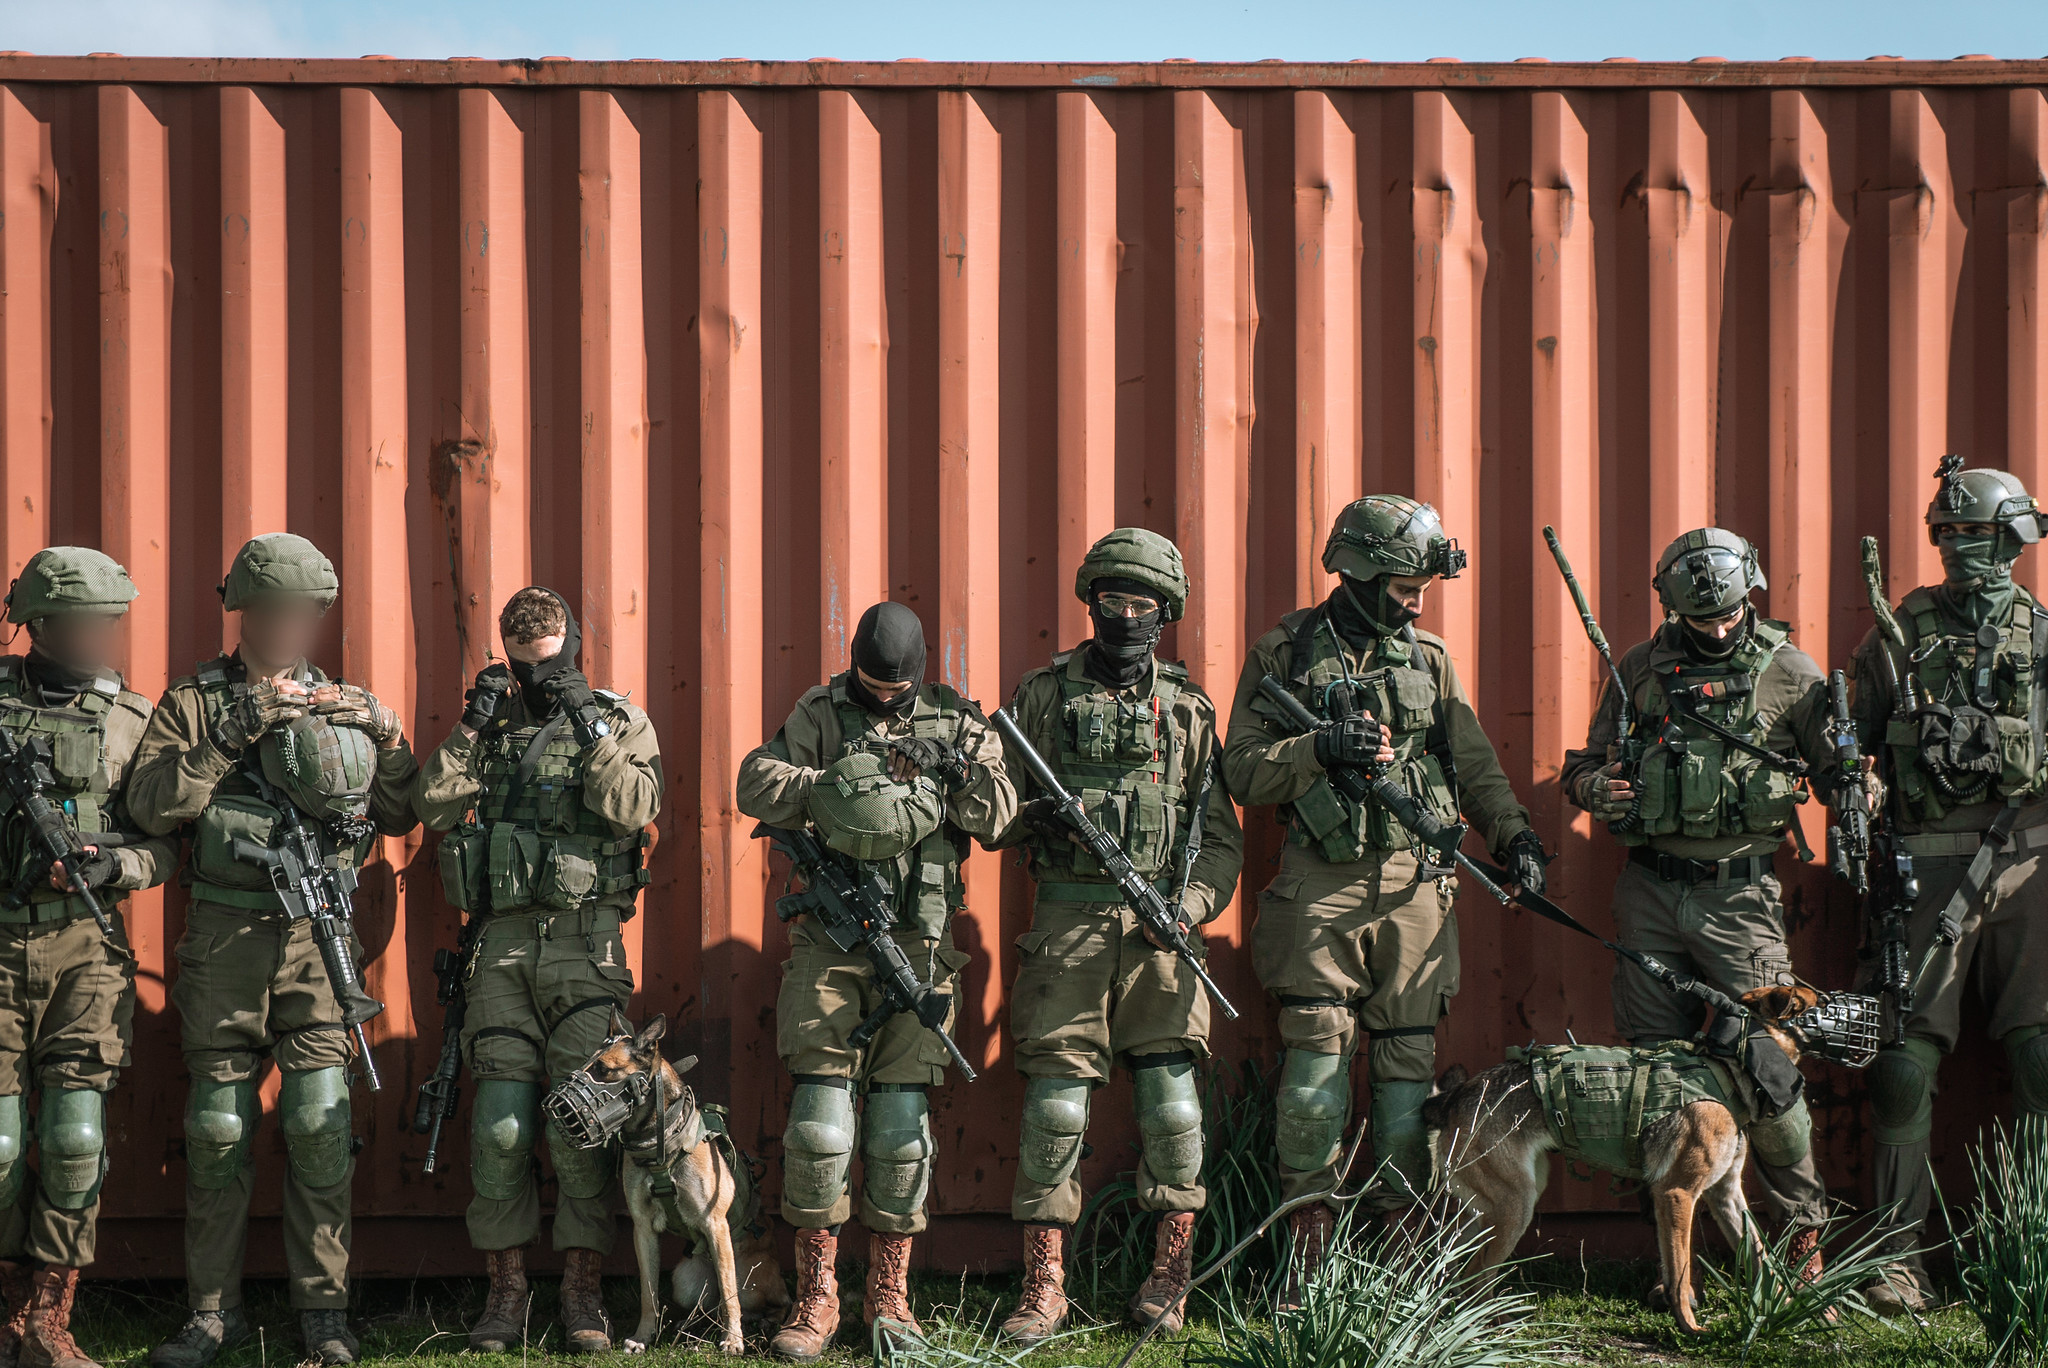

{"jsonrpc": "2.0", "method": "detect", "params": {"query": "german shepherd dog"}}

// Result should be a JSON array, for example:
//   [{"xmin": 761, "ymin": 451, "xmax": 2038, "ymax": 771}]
[
  {"xmin": 1421, "ymin": 985, "xmax": 1821, "ymax": 1334},
  {"xmin": 571, "ymin": 1013, "xmax": 790, "ymax": 1354}
]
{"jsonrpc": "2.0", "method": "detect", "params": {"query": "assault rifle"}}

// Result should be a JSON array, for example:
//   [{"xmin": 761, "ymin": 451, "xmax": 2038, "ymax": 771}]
[
  {"xmin": 412, "ymin": 913, "xmax": 481, "ymax": 1172},
  {"xmin": 1256, "ymin": 674, "xmax": 1511, "ymax": 904},
  {"xmin": 1825, "ymin": 669, "xmax": 1873, "ymax": 897},
  {"xmin": 991, "ymin": 708, "xmax": 1241, "ymax": 1020},
  {"xmin": 1543, "ymin": 526, "xmax": 1647, "ymax": 834},
  {"xmin": 0, "ymin": 721, "xmax": 115, "ymax": 935},
  {"xmin": 755, "ymin": 822, "xmax": 979, "ymax": 1080},
  {"xmin": 1860, "ymin": 536, "xmax": 1921, "ymax": 1044}
]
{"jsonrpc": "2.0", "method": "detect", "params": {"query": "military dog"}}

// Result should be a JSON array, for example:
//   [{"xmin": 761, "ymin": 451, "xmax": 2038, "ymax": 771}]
[{"xmin": 1422, "ymin": 985, "xmax": 1822, "ymax": 1334}]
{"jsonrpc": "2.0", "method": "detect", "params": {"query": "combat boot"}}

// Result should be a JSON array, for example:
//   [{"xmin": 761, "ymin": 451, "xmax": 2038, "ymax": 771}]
[
  {"xmin": 469, "ymin": 1247, "xmax": 529, "ymax": 1352},
  {"xmin": 147, "ymin": 1308, "xmax": 250, "ymax": 1368},
  {"xmin": 999, "ymin": 1224, "xmax": 1068, "ymax": 1344},
  {"xmin": 297, "ymin": 1310, "xmax": 358, "ymax": 1367},
  {"xmin": 19, "ymin": 1268, "xmax": 95, "ymax": 1368},
  {"xmin": 1278, "ymin": 1205, "xmax": 1334, "ymax": 1312},
  {"xmin": 0, "ymin": 1260, "xmax": 34, "ymax": 1368},
  {"xmin": 862, "ymin": 1232, "xmax": 924, "ymax": 1346},
  {"xmin": 1866, "ymin": 1258, "xmax": 1931, "ymax": 1317},
  {"xmin": 1786, "ymin": 1227, "xmax": 1835, "ymax": 1324},
  {"xmin": 770, "ymin": 1227, "xmax": 841, "ymax": 1361},
  {"xmin": 559, "ymin": 1249, "xmax": 611, "ymax": 1354},
  {"xmin": 1129, "ymin": 1212, "xmax": 1195, "ymax": 1335}
]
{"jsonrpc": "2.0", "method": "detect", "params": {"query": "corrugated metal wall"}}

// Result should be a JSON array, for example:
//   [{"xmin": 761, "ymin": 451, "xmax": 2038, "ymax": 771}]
[{"xmin": 1, "ymin": 55, "xmax": 2043, "ymax": 1274}]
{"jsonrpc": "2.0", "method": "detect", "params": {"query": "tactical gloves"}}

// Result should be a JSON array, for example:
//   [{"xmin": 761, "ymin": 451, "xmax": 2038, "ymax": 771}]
[
  {"xmin": 315, "ymin": 683, "xmax": 404, "ymax": 747},
  {"xmin": 886, "ymin": 735, "xmax": 973, "ymax": 792},
  {"xmin": 213, "ymin": 679, "xmax": 306, "ymax": 756},
  {"xmin": 539, "ymin": 666, "xmax": 612, "ymax": 746},
  {"xmin": 1313, "ymin": 714, "xmax": 1380, "ymax": 771},
  {"xmin": 1575, "ymin": 765, "xmax": 1635, "ymax": 823},
  {"xmin": 1504, "ymin": 829, "xmax": 1551, "ymax": 897},
  {"xmin": 1016, "ymin": 796, "xmax": 1069, "ymax": 840},
  {"xmin": 462, "ymin": 664, "xmax": 514, "ymax": 731},
  {"xmin": 61, "ymin": 848, "xmax": 118, "ymax": 890}
]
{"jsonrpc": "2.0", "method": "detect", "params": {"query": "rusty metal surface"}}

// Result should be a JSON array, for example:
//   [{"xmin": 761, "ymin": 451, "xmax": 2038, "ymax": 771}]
[{"xmin": 0, "ymin": 63, "xmax": 2041, "ymax": 1275}]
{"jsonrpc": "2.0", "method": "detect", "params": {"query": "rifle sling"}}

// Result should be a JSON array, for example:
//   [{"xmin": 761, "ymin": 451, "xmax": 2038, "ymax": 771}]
[{"xmin": 496, "ymin": 711, "xmax": 570, "ymax": 822}]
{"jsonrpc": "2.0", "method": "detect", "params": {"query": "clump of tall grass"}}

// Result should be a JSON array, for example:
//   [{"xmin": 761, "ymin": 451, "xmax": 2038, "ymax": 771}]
[
  {"xmin": 1941, "ymin": 1118, "xmax": 2048, "ymax": 1365},
  {"xmin": 1695, "ymin": 1213, "xmax": 1890, "ymax": 1355}
]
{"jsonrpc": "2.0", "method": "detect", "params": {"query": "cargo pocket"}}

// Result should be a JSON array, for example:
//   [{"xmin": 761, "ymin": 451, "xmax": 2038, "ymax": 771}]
[
  {"xmin": 1251, "ymin": 871, "xmax": 1308, "ymax": 988},
  {"xmin": 467, "ymin": 1027, "xmax": 543, "ymax": 1079},
  {"xmin": 536, "ymin": 839, "xmax": 598, "ymax": 911},
  {"xmin": 916, "ymin": 946, "xmax": 972, "ymax": 1069},
  {"xmin": 437, "ymin": 829, "xmax": 488, "ymax": 911},
  {"xmin": 1748, "ymin": 942, "xmax": 1796, "ymax": 992},
  {"xmin": 1565, "ymin": 1064, "xmax": 1628, "ymax": 1140}
]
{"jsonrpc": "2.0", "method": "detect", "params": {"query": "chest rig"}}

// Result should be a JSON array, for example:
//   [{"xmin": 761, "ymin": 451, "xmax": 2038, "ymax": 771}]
[
  {"xmin": 826, "ymin": 676, "xmax": 967, "ymax": 941},
  {"xmin": 1276, "ymin": 611, "xmax": 1458, "ymax": 863},
  {"xmin": 1881, "ymin": 587, "xmax": 2048, "ymax": 820},
  {"xmin": 1027, "ymin": 652, "xmax": 1189, "ymax": 886},
  {"xmin": 1623, "ymin": 620, "xmax": 1805, "ymax": 844},
  {"xmin": 0, "ymin": 657, "xmax": 123, "ymax": 922},
  {"xmin": 439, "ymin": 697, "xmax": 650, "ymax": 915}
]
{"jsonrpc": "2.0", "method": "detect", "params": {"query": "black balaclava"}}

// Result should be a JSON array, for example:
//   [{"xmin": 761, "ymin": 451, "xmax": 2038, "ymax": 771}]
[
  {"xmin": 848, "ymin": 602, "xmax": 925, "ymax": 717},
  {"xmin": 1938, "ymin": 528, "xmax": 2021, "ymax": 626},
  {"xmin": 1678, "ymin": 604, "xmax": 1752, "ymax": 664},
  {"xmin": 1084, "ymin": 576, "xmax": 1165, "ymax": 690},
  {"xmin": 22, "ymin": 637, "xmax": 97, "ymax": 702},
  {"xmin": 1327, "ymin": 573, "xmax": 1414, "ymax": 649},
  {"xmin": 507, "ymin": 586, "xmax": 582, "ymax": 717}
]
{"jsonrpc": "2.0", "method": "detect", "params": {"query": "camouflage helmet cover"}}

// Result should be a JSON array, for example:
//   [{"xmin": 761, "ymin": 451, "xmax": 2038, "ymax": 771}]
[
  {"xmin": 1073, "ymin": 527, "xmax": 1190, "ymax": 621},
  {"xmin": 805, "ymin": 749, "xmax": 945, "ymax": 864},
  {"xmin": 1925, "ymin": 456, "xmax": 2043, "ymax": 545},
  {"xmin": 4, "ymin": 547, "xmax": 138, "ymax": 624},
  {"xmin": 219, "ymin": 534, "xmax": 339, "ymax": 611},
  {"xmin": 1653, "ymin": 528, "xmax": 1766, "ymax": 617},
  {"xmin": 258, "ymin": 712, "xmax": 375, "ymax": 826},
  {"xmin": 1321, "ymin": 495, "xmax": 1467, "ymax": 582}
]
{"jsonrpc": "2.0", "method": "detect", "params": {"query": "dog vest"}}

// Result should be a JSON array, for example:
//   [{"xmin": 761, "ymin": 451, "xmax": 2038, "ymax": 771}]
[{"xmin": 1512, "ymin": 1040, "xmax": 1754, "ymax": 1180}]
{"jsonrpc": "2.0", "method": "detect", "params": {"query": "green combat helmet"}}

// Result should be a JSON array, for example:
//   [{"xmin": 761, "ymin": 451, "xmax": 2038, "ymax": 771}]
[
  {"xmin": 1653, "ymin": 528, "xmax": 1765, "ymax": 618},
  {"xmin": 806, "ymin": 750, "xmax": 945, "ymax": 863},
  {"xmin": 219, "ymin": 533, "xmax": 339, "ymax": 611},
  {"xmin": 4, "ymin": 547, "xmax": 138, "ymax": 624},
  {"xmin": 1925, "ymin": 455, "xmax": 2044, "ymax": 545},
  {"xmin": 260, "ymin": 711, "xmax": 376, "ymax": 829},
  {"xmin": 1321, "ymin": 496, "xmax": 1467, "ymax": 582},
  {"xmin": 1074, "ymin": 527, "xmax": 1190, "ymax": 620}
]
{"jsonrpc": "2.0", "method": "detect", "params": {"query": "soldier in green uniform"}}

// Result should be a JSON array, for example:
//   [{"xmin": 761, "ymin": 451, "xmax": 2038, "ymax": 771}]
[
  {"xmin": 1223, "ymin": 496, "xmax": 1544, "ymax": 1285},
  {"xmin": 129, "ymin": 535, "xmax": 418, "ymax": 1368},
  {"xmin": 412, "ymin": 587, "xmax": 663, "ymax": 1356},
  {"xmin": 1849, "ymin": 464, "xmax": 2048, "ymax": 1314},
  {"xmin": 1560, "ymin": 528, "xmax": 1842, "ymax": 1284},
  {"xmin": 737, "ymin": 602, "xmax": 1015, "ymax": 1360},
  {"xmin": 0, "ymin": 549, "xmax": 175, "ymax": 1368},
  {"xmin": 992, "ymin": 529, "xmax": 1243, "ymax": 1344}
]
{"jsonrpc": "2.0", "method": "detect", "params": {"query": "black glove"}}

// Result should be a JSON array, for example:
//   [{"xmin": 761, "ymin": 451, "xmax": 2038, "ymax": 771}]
[
  {"xmin": 540, "ymin": 666, "xmax": 611, "ymax": 745},
  {"xmin": 62, "ymin": 848, "xmax": 118, "ymax": 890},
  {"xmin": 462, "ymin": 664, "xmax": 514, "ymax": 731},
  {"xmin": 213, "ymin": 679, "xmax": 305, "ymax": 755},
  {"xmin": 1017, "ymin": 796, "xmax": 1069, "ymax": 840},
  {"xmin": 1505, "ymin": 830, "xmax": 1551, "ymax": 897},
  {"xmin": 1313, "ymin": 714, "xmax": 1378, "ymax": 771},
  {"xmin": 886, "ymin": 735, "xmax": 973, "ymax": 791}
]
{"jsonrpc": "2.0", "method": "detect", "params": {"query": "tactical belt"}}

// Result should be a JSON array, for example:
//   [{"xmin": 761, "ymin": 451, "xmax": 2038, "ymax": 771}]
[
  {"xmin": 1900, "ymin": 820, "xmax": 2048, "ymax": 863},
  {"xmin": 0, "ymin": 893, "xmax": 110, "ymax": 927},
  {"xmin": 1033, "ymin": 877, "xmax": 1176, "ymax": 905},
  {"xmin": 1629, "ymin": 848, "xmax": 1774, "ymax": 888},
  {"xmin": 476, "ymin": 907, "xmax": 623, "ymax": 940}
]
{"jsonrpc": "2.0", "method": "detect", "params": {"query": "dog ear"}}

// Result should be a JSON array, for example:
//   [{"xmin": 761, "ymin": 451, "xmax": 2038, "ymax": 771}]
[
  {"xmin": 609, "ymin": 1006, "xmax": 634, "ymax": 1038},
  {"xmin": 1740, "ymin": 985, "xmax": 1820, "ymax": 1022},
  {"xmin": 635, "ymin": 1014, "xmax": 668, "ymax": 1053},
  {"xmin": 1434, "ymin": 1064, "xmax": 1469, "ymax": 1096}
]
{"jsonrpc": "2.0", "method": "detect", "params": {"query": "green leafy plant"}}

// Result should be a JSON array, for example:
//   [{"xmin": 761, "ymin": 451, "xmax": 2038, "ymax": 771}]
[
  {"xmin": 1695, "ymin": 1213, "xmax": 1890, "ymax": 1355},
  {"xmin": 1942, "ymin": 1119, "xmax": 2048, "ymax": 1365}
]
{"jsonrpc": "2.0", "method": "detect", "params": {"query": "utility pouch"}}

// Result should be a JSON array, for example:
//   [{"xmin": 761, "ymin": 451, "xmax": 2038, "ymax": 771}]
[
  {"xmin": 50, "ymin": 732, "xmax": 97, "ymax": 785},
  {"xmin": 1918, "ymin": 703, "xmax": 2001, "ymax": 776},
  {"xmin": 437, "ymin": 827, "xmax": 488, "ymax": 911},
  {"xmin": 191, "ymin": 795, "xmax": 282, "ymax": 891},
  {"xmin": 536, "ymin": 837, "xmax": 599, "ymax": 911},
  {"xmin": 1677, "ymin": 739, "xmax": 1726, "ymax": 838},
  {"xmin": 487, "ymin": 825, "xmax": 540, "ymax": 909}
]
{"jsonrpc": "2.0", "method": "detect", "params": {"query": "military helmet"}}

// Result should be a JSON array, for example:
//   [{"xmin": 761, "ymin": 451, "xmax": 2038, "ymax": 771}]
[
  {"xmin": 258, "ymin": 712, "xmax": 375, "ymax": 825},
  {"xmin": 805, "ymin": 750, "xmax": 945, "ymax": 863},
  {"xmin": 4, "ymin": 547, "xmax": 138, "ymax": 625},
  {"xmin": 1925, "ymin": 456, "xmax": 2043, "ymax": 545},
  {"xmin": 220, "ymin": 534, "xmax": 339, "ymax": 611},
  {"xmin": 1322, "ymin": 495, "xmax": 1467, "ymax": 582},
  {"xmin": 1653, "ymin": 528, "xmax": 1765, "ymax": 618},
  {"xmin": 1073, "ymin": 527, "xmax": 1189, "ymax": 621}
]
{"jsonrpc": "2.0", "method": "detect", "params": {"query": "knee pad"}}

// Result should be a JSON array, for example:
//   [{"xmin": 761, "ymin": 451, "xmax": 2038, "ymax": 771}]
[
  {"xmin": 184, "ymin": 1077, "xmax": 257, "ymax": 1191},
  {"xmin": 470, "ymin": 1078, "xmax": 541, "ymax": 1202},
  {"xmin": 0, "ymin": 1094, "xmax": 23, "ymax": 1208},
  {"xmin": 1370, "ymin": 1078, "xmax": 1434, "ymax": 1195},
  {"xmin": 1870, "ymin": 1038, "xmax": 1941, "ymax": 1147},
  {"xmin": 1275, "ymin": 1049, "xmax": 1350, "ymax": 1174},
  {"xmin": 546, "ymin": 1118, "xmax": 616, "ymax": 1201},
  {"xmin": 1748, "ymin": 1096, "xmax": 1813, "ymax": 1170},
  {"xmin": 279, "ymin": 1067, "xmax": 353, "ymax": 1190},
  {"xmin": 1132, "ymin": 1058, "xmax": 1203, "ymax": 1187},
  {"xmin": 782, "ymin": 1080, "xmax": 857, "ymax": 1217},
  {"xmin": 2005, "ymin": 1027, "xmax": 2048, "ymax": 1119},
  {"xmin": 1017, "ymin": 1077, "xmax": 1091, "ymax": 1189},
  {"xmin": 37, "ymin": 1089, "xmax": 107, "ymax": 1211},
  {"xmin": 860, "ymin": 1086, "xmax": 933, "ymax": 1219}
]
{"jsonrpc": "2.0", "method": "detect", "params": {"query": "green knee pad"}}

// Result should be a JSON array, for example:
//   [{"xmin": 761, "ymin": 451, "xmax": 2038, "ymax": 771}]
[
  {"xmin": 184, "ymin": 1077, "xmax": 258, "ymax": 1191},
  {"xmin": 1870, "ymin": 1039, "xmax": 1941, "ymax": 1147},
  {"xmin": 0, "ymin": 1094, "xmax": 24, "ymax": 1209},
  {"xmin": 2005, "ymin": 1026, "xmax": 2048, "ymax": 1119},
  {"xmin": 546, "ymin": 1118, "xmax": 616, "ymax": 1201},
  {"xmin": 279, "ymin": 1067, "xmax": 353, "ymax": 1190},
  {"xmin": 1132, "ymin": 1061, "xmax": 1203, "ymax": 1186},
  {"xmin": 1017, "ymin": 1077, "xmax": 1091, "ymax": 1188},
  {"xmin": 861, "ymin": 1086, "xmax": 933, "ymax": 1219},
  {"xmin": 1748, "ymin": 1096, "xmax": 1814, "ymax": 1170},
  {"xmin": 470, "ymin": 1078, "xmax": 541, "ymax": 1202},
  {"xmin": 1370, "ymin": 1079, "xmax": 1433, "ymax": 1196},
  {"xmin": 1276, "ymin": 1049, "xmax": 1350, "ymax": 1174},
  {"xmin": 37, "ymin": 1089, "xmax": 107, "ymax": 1211},
  {"xmin": 782, "ymin": 1080, "xmax": 857, "ymax": 1215}
]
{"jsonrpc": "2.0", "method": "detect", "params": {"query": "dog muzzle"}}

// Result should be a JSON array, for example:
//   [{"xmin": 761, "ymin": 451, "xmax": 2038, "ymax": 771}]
[
  {"xmin": 543, "ymin": 1066, "xmax": 651, "ymax": 1149},
  {"xmin": 1785, "ymin": 992, "xmax": 1881, "ymax": 1069}
]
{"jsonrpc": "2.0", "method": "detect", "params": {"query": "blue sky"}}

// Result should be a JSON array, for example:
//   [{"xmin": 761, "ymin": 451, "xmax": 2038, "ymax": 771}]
[{"xmin": 4, "ymin": 0, "xmax": 2047, "ymax": 62}]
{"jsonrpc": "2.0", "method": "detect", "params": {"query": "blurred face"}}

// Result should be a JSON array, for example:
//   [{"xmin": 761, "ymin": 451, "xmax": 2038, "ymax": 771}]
[
  {"xmin": 238, "ymin": 596, "xmax": 327, "ymax": 672},
  {"xmin": 30, "ymin": 612, "xmax": 123, "ymax": 673},
  {"xmin": 505, "ymin": 631, "xmax": 567, "ymax": 665},
  {"xmin": 856, "ymin": 666, "xmax": 914, "ymax": 706},
  {"xmin": 1681, "ymin": 604, "xmax": 1747, "ymax": 641},
  {"xmin": 1385, "ymin": 575, "xmax": 1432, "ymax": 620}
]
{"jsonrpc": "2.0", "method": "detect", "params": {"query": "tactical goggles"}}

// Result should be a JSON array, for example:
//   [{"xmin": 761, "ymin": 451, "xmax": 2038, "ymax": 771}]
[{"xmin": 1094, "ymin": 590, "xmax": 1162, "ymax": 616}]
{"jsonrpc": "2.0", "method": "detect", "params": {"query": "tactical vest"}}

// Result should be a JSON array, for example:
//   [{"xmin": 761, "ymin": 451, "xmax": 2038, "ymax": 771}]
[
  {"xmin": 1275, "ymin": 612, "xmax": 1460, "ymax": 863},
  {"xmin": 1027, "ymin": 652, "xmax": 1189, "ymax": 888},
  {"xmin": 0, "ymin": 657, "xmax": 128, "ymax": 924},
  {"xmin": 437, "ymin": 698, "xmax": 651, "ymax": 915},
  {"xmin": 1881, "ymin": 587, "xmax": 2048, "ymax": 821},
  {"xmin": 823, "ymin": 676, "xmax": 967, "ymax": 941},
  {"xmin": 1515, "ymin": 1040, "xmax": 1751, "ymax": 1180},
  {"xmin": 1621, "ymin": 620, "xmax": 1806, "ymax": 844},
  {"xmin": 186, "ymin": 656, "xmax": 377, "ymax": 912}
]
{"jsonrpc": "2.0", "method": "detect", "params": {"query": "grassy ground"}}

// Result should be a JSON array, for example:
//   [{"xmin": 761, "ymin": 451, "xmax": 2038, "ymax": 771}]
[{"xmin": 62, "ymin": 1258, "xmax": 2008, "ymax": 1368}]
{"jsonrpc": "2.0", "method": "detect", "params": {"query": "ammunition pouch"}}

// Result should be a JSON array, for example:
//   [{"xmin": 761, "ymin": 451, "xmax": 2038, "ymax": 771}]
[{"xmin": 479, "ymin": 825, "xmax": 648, "ymax": 913}]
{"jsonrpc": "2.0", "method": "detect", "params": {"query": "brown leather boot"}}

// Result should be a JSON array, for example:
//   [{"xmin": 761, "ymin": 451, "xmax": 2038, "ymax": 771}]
[
  {"xmin": 469, "ymin": 1247, "xmax": 529, "ymax": 1352},
  {"xmin": 0, "ymin": 1261, "xmax": 34, "ymax": 1368},
  {"xmin": 1129, "ymin": 1212, "xmax": 1196, "ymax": 1335},
  {"xmin": 999, "ymin": 1224, "xmax": 1069, "ymax": 1344},
  {"xmin": 558, "ymin": 1248, "xmax": 611, "ymax": 1355},
  {"xmin": 1786, "ymin": 1227, "xmax": 1836, "ymax": 1324},
  {"xmin": 862, "ymin": 1232, "xmax": 924, "ymax": 1345},
  {"xmin": 771, "ymin": 1227, "xmax": 842, "ymax": 1361},
  {"xmin": 1278, "ymin": 1205, "xmax": 1334, "ymax": 1312},
  {"xmin": 19, "ymin": 1267, "xmax": 95, "ymax": 1368}
]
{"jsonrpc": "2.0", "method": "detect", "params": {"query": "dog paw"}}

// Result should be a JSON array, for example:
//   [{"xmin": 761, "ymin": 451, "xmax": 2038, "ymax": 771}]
[
  {"xmin": 622, "ymin": 1339, "xmax": 649, "ymax": 1354},
  {"xmin": 719, "ymin": 1339, "xmax": 745, "ymax": 1357}
]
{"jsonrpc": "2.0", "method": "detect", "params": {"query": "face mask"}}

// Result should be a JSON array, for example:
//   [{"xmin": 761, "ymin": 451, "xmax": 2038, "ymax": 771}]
[
  {"xmin": 1084, "ymin": 577, "xmax": 1165, "ymax": 689},
  {"xmin": 508, "ymin": 586, "xmax": 582, "ymax": 716},
  {"xmin": 1680, "ymin": 608, "xmax": 1749, "ymax": 662},
  {"xmin": 22, "ymin": 646, "xmax": 98, "ymax": 701},
  {"xmin": 1939, "ymin": 533, "xmax": 2015, "ymax": 591},
  {"xmin": 849, "ymin": 602, "xmax": 924, "ymax": 717}
]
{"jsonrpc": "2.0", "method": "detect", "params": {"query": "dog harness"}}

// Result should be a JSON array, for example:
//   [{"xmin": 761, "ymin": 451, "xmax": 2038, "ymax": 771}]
[{"xmin": 1513, "ymin": 1040, "xmax": 1756, "ymax": 1180}]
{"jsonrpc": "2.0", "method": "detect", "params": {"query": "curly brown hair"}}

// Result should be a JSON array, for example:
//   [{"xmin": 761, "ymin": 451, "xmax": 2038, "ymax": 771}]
[{"xmin": 500, "ymin": 588, "xmax": 569, "ymax": 645}]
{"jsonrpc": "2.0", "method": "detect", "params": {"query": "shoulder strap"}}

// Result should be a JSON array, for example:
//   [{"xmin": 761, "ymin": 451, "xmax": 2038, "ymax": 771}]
[
  {"xmin": 1288, "ymin": 610, "xmax": 1326, "ymax": 687},
  {"xmin": 500, "ymin": 713, "xmax": 571, "ymax": 817}
]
